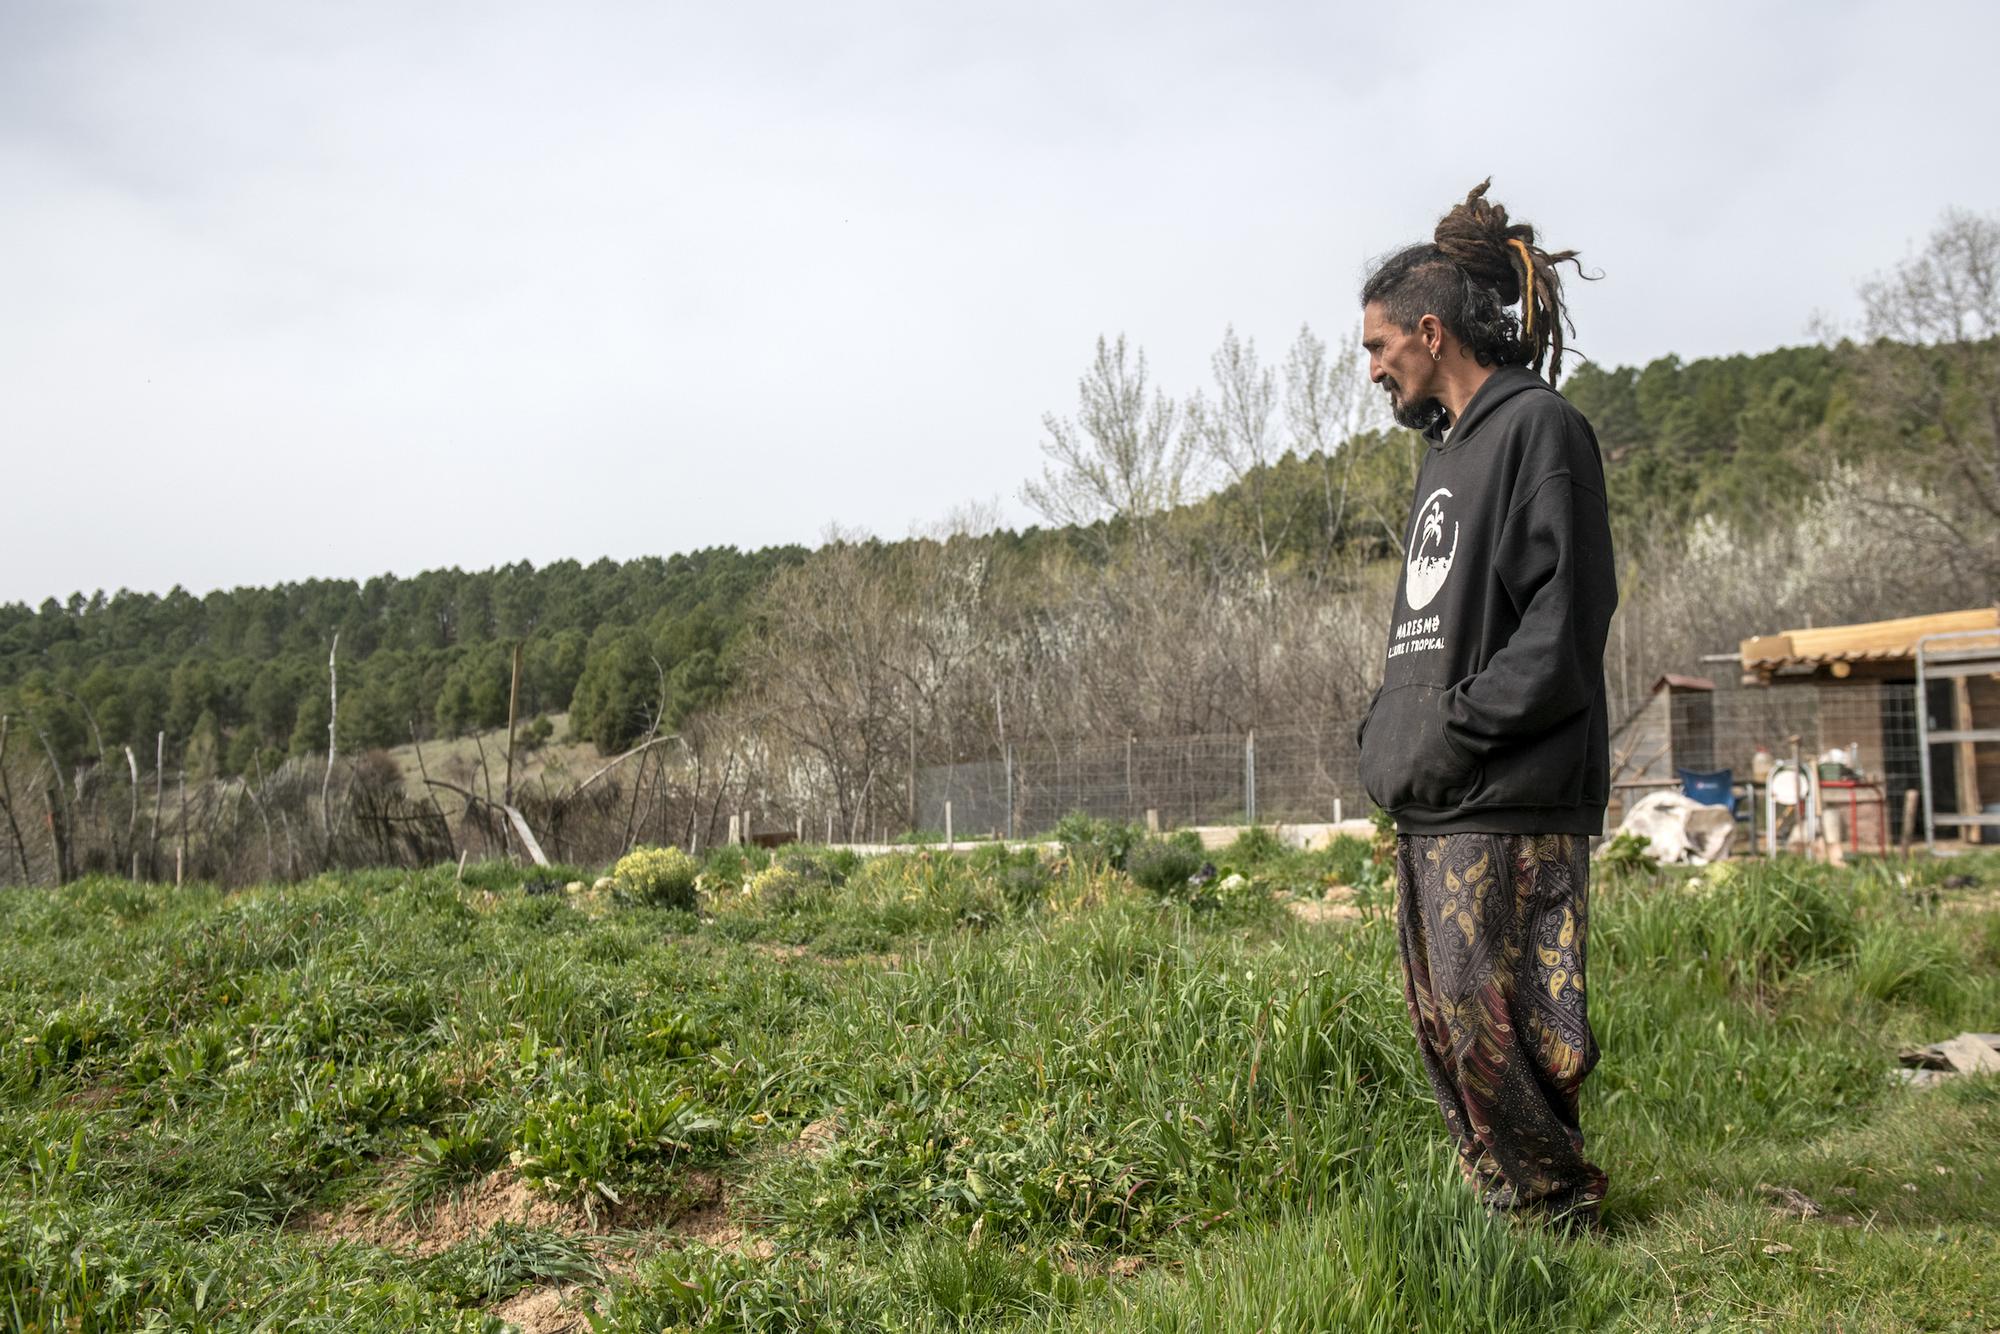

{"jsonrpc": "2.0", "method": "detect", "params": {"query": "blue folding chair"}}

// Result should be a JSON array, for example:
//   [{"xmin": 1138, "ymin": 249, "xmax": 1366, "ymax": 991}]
[{"xmin": 1677, "ymin": 767, "xmax": 1738, "ymax": 817}]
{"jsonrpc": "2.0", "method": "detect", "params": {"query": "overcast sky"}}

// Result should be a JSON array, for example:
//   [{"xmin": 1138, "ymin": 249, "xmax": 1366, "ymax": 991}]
[{"xmin": 4, "ymin": 1, "xmax": 1994, "ymax": 607}]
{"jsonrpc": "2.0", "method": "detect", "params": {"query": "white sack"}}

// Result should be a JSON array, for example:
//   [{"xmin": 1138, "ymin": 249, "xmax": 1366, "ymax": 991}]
[{"xmin": 1609, "ymin": 790, "xmax": 1737, "ymax": 865}]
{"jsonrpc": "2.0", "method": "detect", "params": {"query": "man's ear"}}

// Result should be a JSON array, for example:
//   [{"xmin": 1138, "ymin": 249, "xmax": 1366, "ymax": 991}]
[{"xmin": 1417, "ymin": 313, "xmax": 1443, "ymax": 355}]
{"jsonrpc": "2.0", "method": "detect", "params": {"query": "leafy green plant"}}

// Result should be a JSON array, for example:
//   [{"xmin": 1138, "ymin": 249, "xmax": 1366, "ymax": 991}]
[
  {"xmin": 700, "ymin": 842, "xmax": 771, "ymax": 892},
  {"xmin": 1054, "ymin": 812, "xmax": 1142, "ymax": 871},
  {"xmin": 1125, "ymin": 839, "xmax": 1205, "ymax": 896},
  {"xmin": 1223, "ymin": 825, "xmax": 1287, "ymax": 866},
  {"xmin": 1321, "ymin": 834, "xmax": 1372, "ymax": 886},
  {"xmin": 424, "ymin": 1222, "xmax": 601, "ymax": 1305},
  {"xmin": 611, "ymin": 845, "xmax": 701, "ymax": 910},
  {"xmin": 1596, "ymin": 829, "xmax": 1660, "ymax": 875},
  {"xmin": 511, "ymin": 1075, "xmax": 730, "ymax": 1209},
  {"xmin": 392, "ymin": 1105, "xmax": 515, "ymax": 1215}
]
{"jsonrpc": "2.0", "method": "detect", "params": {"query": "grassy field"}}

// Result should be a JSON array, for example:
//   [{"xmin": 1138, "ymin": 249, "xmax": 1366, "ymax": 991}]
[{"xmin": 1, "ymin": 832, "xmax": 1996, "ymax": 1332}]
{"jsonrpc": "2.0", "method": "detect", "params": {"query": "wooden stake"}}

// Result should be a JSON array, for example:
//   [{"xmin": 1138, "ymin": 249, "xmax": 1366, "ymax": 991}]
[
  {"xmin": 151, "ymin": 732, "xmax": 164, "ymax": 881},
  {"xmin": 43, "ymin": 787, "xmax": 69, "ymax": 884},
  {"xmin": 123, "ymin": 745, "xmax": 140, "ymax": 867},
  {"xmin": 321, "ymin": 632, "xmax": 340, "ymax": 833},
  {"xmin": 504, "ymin": 641, "xmax": 523, "ymax": 807}
]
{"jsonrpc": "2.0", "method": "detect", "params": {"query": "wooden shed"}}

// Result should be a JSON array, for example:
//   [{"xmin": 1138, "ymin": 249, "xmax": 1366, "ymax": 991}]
[
  {"xmin": 1610, "ymin": 674, "xmax": 1716, "ymax": 787},
  {"xmin": 1606, "ymin": 675, "xmax": 1717, "ymax": 825},
  {"xmin": 1737, "ymin": 607, "xmax": 2000, "ymax": 845}
]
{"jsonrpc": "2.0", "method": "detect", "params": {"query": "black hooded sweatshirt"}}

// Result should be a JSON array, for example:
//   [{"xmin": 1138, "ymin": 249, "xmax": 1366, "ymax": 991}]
[{"xmin": 1356, "ymin": 365, "xmax": 1617, "ymax": 836}]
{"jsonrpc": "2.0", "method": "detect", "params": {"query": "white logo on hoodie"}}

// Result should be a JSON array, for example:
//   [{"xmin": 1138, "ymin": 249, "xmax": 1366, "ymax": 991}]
[{"xmin": 1404, "ymin": 487, "xmax": 1458, "ymax": 612}]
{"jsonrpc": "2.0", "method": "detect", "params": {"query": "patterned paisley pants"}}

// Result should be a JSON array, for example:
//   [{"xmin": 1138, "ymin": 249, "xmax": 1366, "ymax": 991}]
[{"xmin": 1395, "ymin": 832, "xmax": 1608, "ymax": 1222}]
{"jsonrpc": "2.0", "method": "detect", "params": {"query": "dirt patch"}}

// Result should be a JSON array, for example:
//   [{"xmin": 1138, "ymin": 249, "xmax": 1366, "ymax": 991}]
[
  {"xmin": 491, "ymin": 1282, "xmax": 591, "ymax": 1333},
  {"xmin": 1756, "ymin": 1182, "xmax": 1860, "ymax": 1228},
  {"xmin": 298, "ymin": 1165, "xmax": 779, "ymax": 1275},
  {"xmin": 1287, "ymin": 888, "xmax": 1362, "ymax": 926},
  {"xmin": 749, "ymin": 942, "xmax": 811, "ymax": 961},
  {"xmin": 60, "ymin": 1082, "xmax": 123, "ymax": 1111},
  {"xmin": 666, "ymin": 1195, "xmax": 776, "ymax": 1260},
  {"xmin": 794, "ymin": 1116, "xmax": 841, "ymax": 1158},
  {"xmin": 298, "ymin": 1169, "xmax": 594, "ymax": 1257}
]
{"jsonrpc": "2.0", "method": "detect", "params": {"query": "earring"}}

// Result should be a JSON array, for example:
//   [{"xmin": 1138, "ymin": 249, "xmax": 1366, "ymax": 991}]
[{"xmin": 1430, "ymin": 347, "xmax": 1441, "ymax": 362}]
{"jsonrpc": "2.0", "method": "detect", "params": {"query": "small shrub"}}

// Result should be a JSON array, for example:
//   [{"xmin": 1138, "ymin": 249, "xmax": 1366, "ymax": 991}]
[
  {"xmin": 1225, "ymin": 825, "xmax": 1288, "ymax": 867},
  {"xmin": 611, "ymin": 846, "xmax": 700, "ymax": 910},
  {"xmin": 1322, "ymin": 834, "xmax": 1372, "ymax": 886},
  {"xmin": 743, "ymin": 864, "xmax": 824, "ymax": 914},
  {"xmin": 1054, "ymin": 812, "xmax": 1142, "ymax": 871},
  {"xmin": 1596, "ymin": 830, "xmax": 1660, "ymax": 876},
  {"xmin": 1194, "ymin": 870, "xmax": 1271, "ymax": 916},
  {"xmin": 968, "ymin": 843, "xmax": 1051, "ymax": 911},
  {"xmin": 1126, "ymin": 839, "xmax": 1206, "ymax": 896},
  {"xmin": 997, "ymin": 864, "xmax": 1051, "ymax": 912},
  {"xmin": 699, "ymin": 843, "xmax": 771, "ymax": 892}
]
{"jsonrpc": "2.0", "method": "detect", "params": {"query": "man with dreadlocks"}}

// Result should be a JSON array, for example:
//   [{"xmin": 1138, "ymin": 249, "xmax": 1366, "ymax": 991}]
[{"xmin": 1355, "ymin": 180, "xmax": 1615, "ymax": 1229}]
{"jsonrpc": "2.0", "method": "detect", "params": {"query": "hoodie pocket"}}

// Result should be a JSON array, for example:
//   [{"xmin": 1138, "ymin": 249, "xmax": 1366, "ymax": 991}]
[
  {"xmin": 1358, "ymin": 684, "xmax": 1479, "ymax": 812},
  {"xmin": 1458, "ymin": 711, "xmax": 1590, "ymax": 811}
]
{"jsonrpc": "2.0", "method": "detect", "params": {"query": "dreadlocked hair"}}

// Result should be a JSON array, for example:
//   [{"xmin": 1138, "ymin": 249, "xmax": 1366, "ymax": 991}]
[{"xmin": 1360, "ymin": 178, "xmax": 1585, "ymax": 384}]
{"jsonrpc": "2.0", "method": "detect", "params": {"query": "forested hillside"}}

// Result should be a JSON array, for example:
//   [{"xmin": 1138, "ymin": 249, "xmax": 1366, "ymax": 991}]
[
  {"xmin": 0, "ymin": 335, "xmax": 1980, "ymax": 778},
  {"xmin": 0, "ymin": 548, "xmax": 802, "ymax": 776},
  {"xmin": 2, "ymin": 210, "xmax": 1994, "ymax": 825}
]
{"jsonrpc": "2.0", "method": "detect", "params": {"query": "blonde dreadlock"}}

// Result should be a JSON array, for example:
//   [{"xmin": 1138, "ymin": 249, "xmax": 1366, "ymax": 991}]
[{"xmin": 1362, "ymin": 178, "xmax": 1589, "ymax": 385}]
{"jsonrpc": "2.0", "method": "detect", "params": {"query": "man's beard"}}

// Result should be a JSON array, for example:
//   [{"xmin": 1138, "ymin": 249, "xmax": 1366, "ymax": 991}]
[{"xmin": 1385, "ymin": 382, "xmax": 1449, "ymax": 434}]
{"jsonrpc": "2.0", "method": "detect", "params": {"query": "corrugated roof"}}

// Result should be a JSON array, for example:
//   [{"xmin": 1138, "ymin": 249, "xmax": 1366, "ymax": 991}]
[
  {"xmin": 1738, "ymin": 607, "xmax": 2000, "ymax": 670},
  {"xmin": 1653, "ymin": 673, "xmax": 1715, "ymax": 692}
]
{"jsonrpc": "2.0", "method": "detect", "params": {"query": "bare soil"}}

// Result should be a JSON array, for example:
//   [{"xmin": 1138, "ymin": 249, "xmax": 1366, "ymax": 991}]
[{"xmin": 1286, "ymin": 884, "xmax": 1363, "ymax": 925}]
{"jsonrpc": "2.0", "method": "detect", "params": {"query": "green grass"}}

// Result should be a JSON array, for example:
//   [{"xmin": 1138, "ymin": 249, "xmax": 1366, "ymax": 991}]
[{"xmin": 0, "ymin": 845, "xmax": 1996, "ymax": 1331}]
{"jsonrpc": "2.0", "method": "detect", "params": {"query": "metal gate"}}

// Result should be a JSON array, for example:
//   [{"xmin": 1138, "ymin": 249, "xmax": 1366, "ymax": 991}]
[{"xmin": 1915, "ymin": 628, "xmax": 2000, "ymax": 852}]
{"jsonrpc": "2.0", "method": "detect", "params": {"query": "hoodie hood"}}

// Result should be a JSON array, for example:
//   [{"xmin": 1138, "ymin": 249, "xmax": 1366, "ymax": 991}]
[{"xmin": 1424, "ymin": 366, "xmax": 1550, "ymax": 450}]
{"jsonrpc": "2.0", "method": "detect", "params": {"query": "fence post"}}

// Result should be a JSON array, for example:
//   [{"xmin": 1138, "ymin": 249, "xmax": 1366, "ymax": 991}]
[
  {"xmin": 1004, "ymin": 744, "xmax": 1015, "ymax": 841},
  {"xmin": 1244, "ymin": 731, "xmax": 1257, "ymax": 826},
  {"xmin": 944, "ymin": 800, "xmax": 953, "ymax": 848},
  {"xmin": 1125, "ymin": 735, "xmax": 1135, "ymax": 820}
]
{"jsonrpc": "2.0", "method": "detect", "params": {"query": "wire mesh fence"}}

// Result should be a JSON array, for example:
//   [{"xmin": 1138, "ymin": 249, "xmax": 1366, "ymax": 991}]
[
  {"xmin": 2, "ymin": 673, "xmax": 1983, "ymax": 888},
  {"xmin": 916, "ymin": 676, "xmax": 1982, "ymax": 846},
  {"xmin": 917, "ymin": 727, "xmax": 1363, "ymax": 838}
]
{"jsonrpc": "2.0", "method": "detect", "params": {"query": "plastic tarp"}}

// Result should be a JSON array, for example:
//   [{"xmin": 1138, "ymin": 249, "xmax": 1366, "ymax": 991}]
[{"xmin": 1609, "ymin": 790, "xmax": 1737, "ymax": 865}]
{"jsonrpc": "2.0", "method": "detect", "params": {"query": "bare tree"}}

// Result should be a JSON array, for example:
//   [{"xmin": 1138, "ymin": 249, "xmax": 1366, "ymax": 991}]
[
  {"xmin": 736, "ymin": 532, "xmax": 911, "ymax": 840},
  {"xmin": 1022, "ymin": 335, "xmax": 1199, "ymax": 551},
  {"xmin": 1283, "ymin": 323, "xmax": 1393, "ymax": 577},
  {"xmin": 1850, "ymin": 206, "xmax": 2000, "ymax": 592},
  {"xmin": 1186, "ymin": 326, "xmax": 1288, "ymax": 590}
]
